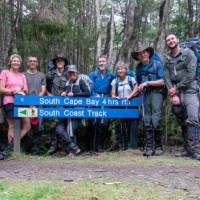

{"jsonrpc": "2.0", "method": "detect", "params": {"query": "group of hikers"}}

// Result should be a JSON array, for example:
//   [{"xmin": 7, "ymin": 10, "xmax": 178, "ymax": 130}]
[{"xmin": 0, "ymin": 33, "xmax": 200, "ymax": 160}]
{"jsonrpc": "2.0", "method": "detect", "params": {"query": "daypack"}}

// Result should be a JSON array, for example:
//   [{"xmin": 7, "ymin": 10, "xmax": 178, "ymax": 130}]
[
  {"xmin": 65, "ymin": 75, "xmax": 91, "ymax": 94},
  {"xmin": 115, "ymin": 76, "xmax": 134, "ymax": 96},
  {"xmin": 78, "ymin": 74, "xmax": 92, "ymax": 93},
  {"xmin": 180, "ymin": 38, "xmax": 200, "ymax": 81},
  {"xmin": 113, "ymin": 64, "xmax": 136, "ymax": 96}
]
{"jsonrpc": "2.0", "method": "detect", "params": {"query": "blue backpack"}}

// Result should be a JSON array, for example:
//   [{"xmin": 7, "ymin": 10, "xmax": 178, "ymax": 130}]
[{"xmin": 180, "ymin": 38, "xmax": 200, "ymax": 80}]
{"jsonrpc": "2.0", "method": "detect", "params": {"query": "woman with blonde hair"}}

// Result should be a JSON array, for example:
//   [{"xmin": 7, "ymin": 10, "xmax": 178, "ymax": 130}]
[
  {"xmin": 111, "ymin": 61, "xmax": 138, "ymax": 150},
  {"xmin": 0, "ymin": 54, "xmax": 30, "ymax": 159}
]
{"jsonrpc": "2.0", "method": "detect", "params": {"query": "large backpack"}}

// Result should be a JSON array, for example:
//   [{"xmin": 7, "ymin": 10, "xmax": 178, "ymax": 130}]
[
  {"xmin": 78, "ymin": 74, "xmax": 92, "ymax": 93},
  {"xmin": 180, "ymin": 37, "xmax": 200, "ymax": 82},
  {"xmin": 137, "ymin": 53, "xmax": 167, "ymax": 97}
]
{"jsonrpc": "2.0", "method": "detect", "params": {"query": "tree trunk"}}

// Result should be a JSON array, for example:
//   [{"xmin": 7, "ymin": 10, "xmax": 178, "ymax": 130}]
[
  {"xmin": 118, "ymin": 0, "xmax": 136, "ymax": 63},
  {"xmin": 154, "ymin": 0, "xmax": 170, "ymax": 60},
  {"xmin": 187, "ymin": 0, "xmax": 194, "ymax": 37},
  {"xmin": 104, "ymin": 1, "xmax": 114, "ymax": 65},
  {"xmin": 95, "ymin": 0, "xmax": 101, "ymax": 61},
  {"xmin": 0, "ymin": 0, "xmax": 6, "ymax": 67},
  {"xmin": 195, "ymin": 0, "xmax": 200, "ymax": 35}
]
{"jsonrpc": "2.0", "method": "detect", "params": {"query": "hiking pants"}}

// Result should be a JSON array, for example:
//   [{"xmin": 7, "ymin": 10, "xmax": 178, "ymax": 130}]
[
  {"xmin": 144, "ymin": 91, "xmax": 163, "ymax": 129},
  {"xmin": 181, "ymin": 93, "xmax": 199, "ymax": 125},
  {"xmin": 56, "ymin": 118, "xmax": 80, "ymax": 150}
]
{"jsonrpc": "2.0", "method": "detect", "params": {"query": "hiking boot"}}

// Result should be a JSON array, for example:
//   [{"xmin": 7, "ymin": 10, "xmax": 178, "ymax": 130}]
[
  {"xmin": 143, "ymin": 128, "xmax": 154, "ymax": 157},
  {"xmin": 0, "ymin": 153, "xmax": 4, "ymax": 160},
  {"xmin": 143, "ymin": 147, "xmax": 155, "ymax": 157},
  {"xmin": 1, "ymin": 141, "xmax": 14, "ymax": 158},
  {"xmin": 31, "ymin": 147, "xmax": 40, "ymax": 156},
  {"xmin": 67, "ymin": 148, "xmax": 81, "ymax": 157},
  {"xmin": 47, "ymin": 145, "xmax": 57, "ymax": 155},
  {"xmin": 73, "ymin": 147, "xmax": 81, "ymax": 155},
  {"xmin": 154, "ymin": 129, "xmax": 163, "ymax": 155},
  {"xmin": 174, "ymin": 150, "xmax": 189, "ymax": 157},
  {"xmin": 192, "ymin": 153, "xmax": 200, "ymax": 160},
  {"xmin": 154, "ymin": 147, "xmax": 164, "ymax": 156}
]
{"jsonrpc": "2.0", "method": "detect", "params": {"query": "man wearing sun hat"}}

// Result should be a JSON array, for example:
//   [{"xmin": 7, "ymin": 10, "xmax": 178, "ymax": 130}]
[
  {"xmin": 46, "ymin": 54, "xmax": 69, "ymax": 155},
  {"xmin": 132, "ymin": 45, "xmax": 165, "ymax": 157}
]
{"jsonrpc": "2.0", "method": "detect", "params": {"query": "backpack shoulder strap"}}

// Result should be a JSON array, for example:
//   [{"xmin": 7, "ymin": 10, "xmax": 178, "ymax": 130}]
[
  {"xmin": 94, "ymin": 69, "xmax": 98, "ymax": 81},
  {"xmin": 115, "ymin": 77, "xmax": 119, "ymax": 96},
  {"xmin": 107, "ymin": 70, "xmax": 112, "ymax": 81},
  {"xmin": 151, "ymin": 59, "xmax": 158, "ymax": 74},
  {"xmin": 127, "ymin": 76, "xmax": 133, "ymax": 90}
]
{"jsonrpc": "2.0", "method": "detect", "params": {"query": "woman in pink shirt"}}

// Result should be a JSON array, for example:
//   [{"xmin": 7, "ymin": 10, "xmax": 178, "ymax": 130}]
[{"xmin": 0, "ymin": 54, "xmax": 30, "ymax": 158}]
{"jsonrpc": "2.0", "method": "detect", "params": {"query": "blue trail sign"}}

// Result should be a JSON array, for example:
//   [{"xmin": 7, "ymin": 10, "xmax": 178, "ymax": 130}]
[
  {"xmin": 14, "ymin": 95, "xmax": 139, "ymax": 107},
  {"xmin": 14, "ymin": 107, "xmax": 139, "ymax": 118}
]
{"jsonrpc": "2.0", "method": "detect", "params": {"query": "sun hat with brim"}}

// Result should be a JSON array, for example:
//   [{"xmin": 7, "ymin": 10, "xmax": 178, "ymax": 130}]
[
  {"xmin": 131, "ymin": 46, "xmax": 154, "ymax": 61},
  {"xmin": 52, "ymin": 54, "xmax": 69, "ymax": 66},
  {"xmin": 67, "ymin": 65, "xmax": 78, "ymax": 73}
]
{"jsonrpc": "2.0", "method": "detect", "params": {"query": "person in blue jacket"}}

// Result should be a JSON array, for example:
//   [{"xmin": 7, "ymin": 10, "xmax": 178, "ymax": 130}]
[{"xmin": 89, "ymin": 55, "xmax": 114, "ymax": 152}]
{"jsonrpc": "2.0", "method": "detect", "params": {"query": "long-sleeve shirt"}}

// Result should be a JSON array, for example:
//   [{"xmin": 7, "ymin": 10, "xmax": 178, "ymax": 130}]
[
  {"xmin": 164, "ymin": 48, "xmax": 197, "ymax": 93},
  {"xmin": 89, "ymin": 69, "xmax": 114, "ymax": 96}
]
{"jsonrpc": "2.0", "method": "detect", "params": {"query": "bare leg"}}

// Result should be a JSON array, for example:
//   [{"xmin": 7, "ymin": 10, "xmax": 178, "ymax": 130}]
[
  {"xmin": 20, "ymin": 118, "xmax": 31, "ymax": 139},
  {"xmin": 7, "ymin": 117, "xmax": 14, "ymax": 143}
]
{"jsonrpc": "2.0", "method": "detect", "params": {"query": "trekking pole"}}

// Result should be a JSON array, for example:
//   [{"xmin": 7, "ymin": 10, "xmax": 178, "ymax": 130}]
[
  {"xmin": 68, "ymin": 83, "xmax": 74, "ymax": 139},
  {"xmin": 140, "ymin": 87, "xmax": 146, "ymax": 152}
]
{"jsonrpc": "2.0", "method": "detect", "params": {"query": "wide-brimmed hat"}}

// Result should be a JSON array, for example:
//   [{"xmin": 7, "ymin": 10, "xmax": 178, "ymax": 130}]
[
  {"xmin": 67, "ymin": 65, "xmax": 78, "ymax": 73},
  {"xmin": 131, "ymin": 45, "xmax": 154, "ymax": 61},
  {"xmin": 52, "ymin": 54, "xmax": 69, "ymax": 66}
]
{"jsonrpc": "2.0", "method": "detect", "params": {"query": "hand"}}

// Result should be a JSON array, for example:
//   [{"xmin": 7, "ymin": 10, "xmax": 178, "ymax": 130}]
[
  {"xmin": 16, "ymin": 91, "xmax": 25, "ymax": 95},
  {"xmin": 12, "ymin": 88, "xmax": 21, "ymax": 94},
  {"xmin": 125, "ymin": 95, "xmax": 131, "ymax": 101},
  {"xmin": 47, "ymin": 92, "xmax": 53, "ymax": 96},
  {"xmin": 67, "ymin": 92, "xmax": 74, "ymax": 96},
  {"xmin": 61, "ymin": 92, "xmax": 67, "ymax": 96},
  {"xmin": 171, "ymin": 95, "xmax": 180, "ymax": 105},
  {"xmin": 168, "ymin": 87, "xmax": 176, "ymax": 96},
  {"xmin": 138, "ymin": 82, "xmax": 148, "ymax": 92}
]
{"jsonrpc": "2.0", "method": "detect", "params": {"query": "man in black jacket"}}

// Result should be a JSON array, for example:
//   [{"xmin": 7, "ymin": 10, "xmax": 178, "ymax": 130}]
[
  {"xmin": 58, "ymin": 65, "xmax": 90, "ymax": 156},
  {"xmin": 46, "ymin": 55, "xmax": 69, "ymax": 155}
]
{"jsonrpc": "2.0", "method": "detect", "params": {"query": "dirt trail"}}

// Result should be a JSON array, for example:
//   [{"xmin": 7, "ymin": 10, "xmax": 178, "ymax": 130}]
[{"xmin": 0, "ymin": 155, "xmax": 200, "ymax": 199}]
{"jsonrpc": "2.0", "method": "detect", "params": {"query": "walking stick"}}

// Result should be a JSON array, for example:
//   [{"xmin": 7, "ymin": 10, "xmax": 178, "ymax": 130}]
[{"xmin": 140, "ymin": 87, "xmax": 146, "ymax": 151}]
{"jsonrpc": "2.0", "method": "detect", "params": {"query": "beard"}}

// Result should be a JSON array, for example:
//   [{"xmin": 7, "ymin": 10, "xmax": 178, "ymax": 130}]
[{"xmin": 168, "ymin": 42, "xmax": 178, "ymax": 50}]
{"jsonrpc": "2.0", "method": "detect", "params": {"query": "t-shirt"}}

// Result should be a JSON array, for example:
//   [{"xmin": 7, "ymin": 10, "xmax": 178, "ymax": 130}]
[
  {"xmin": 111, "ymin": 76, "xmax": 136, "ymax": 98},
  {"xmin": 0, "ymin": 69, "xmax": 27, "ymax": 105},
  {"xmin": 24, "ymin": 71, "xmax": 46, "ymax": 95}
]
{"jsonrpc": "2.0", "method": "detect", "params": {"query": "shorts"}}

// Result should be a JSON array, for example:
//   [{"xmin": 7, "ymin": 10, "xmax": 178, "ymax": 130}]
[{"xmin": 4, "ymin": 103, "xmax": 14, "ymax": 118}]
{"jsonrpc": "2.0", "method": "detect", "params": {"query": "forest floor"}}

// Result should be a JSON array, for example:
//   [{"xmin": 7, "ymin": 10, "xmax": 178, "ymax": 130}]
[{"xmin": 0, "ymin": 150, "xmax": 200, "ymax": 200}]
